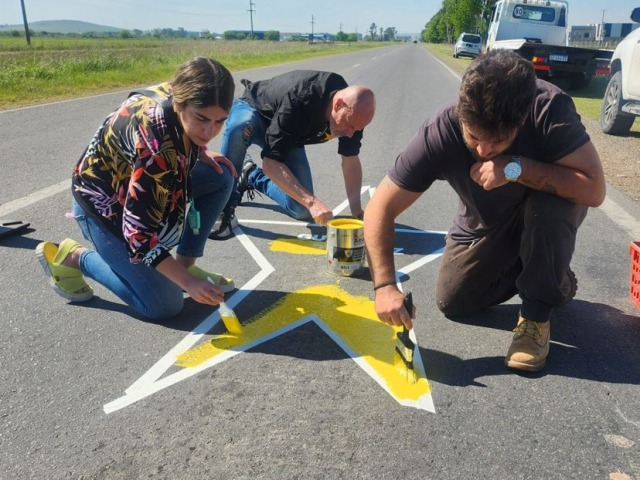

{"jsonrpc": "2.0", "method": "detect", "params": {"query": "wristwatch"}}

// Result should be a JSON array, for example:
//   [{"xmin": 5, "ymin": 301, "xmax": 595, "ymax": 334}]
[{"xmin": 504, "ymin": 155, "xmax": 522, "ymax": 182}]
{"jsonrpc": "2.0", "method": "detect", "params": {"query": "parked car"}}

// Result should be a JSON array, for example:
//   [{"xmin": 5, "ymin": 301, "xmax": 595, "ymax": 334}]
[
  {"xmin": 600, "ymin": 8, "xmax": 640, "ymax": 135},
  {"xmin": 453, "ymin": 33, "xmax": 482, "ymax": 59}
]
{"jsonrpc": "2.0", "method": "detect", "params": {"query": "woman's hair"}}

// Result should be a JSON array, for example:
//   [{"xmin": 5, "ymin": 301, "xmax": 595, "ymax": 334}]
[
  {"xmin": 172, "ymin": 57, "xmax": 235, "ymax": 112},
  {"xmin": 457, "ymin": 50, "xmax": 537, "ymax": 138}
]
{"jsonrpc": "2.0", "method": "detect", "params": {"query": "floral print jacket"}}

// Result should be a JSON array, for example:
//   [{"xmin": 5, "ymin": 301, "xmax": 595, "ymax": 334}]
[{"xmin": 72, "ymin": 83, "xmax": 198, "ymax": 267}]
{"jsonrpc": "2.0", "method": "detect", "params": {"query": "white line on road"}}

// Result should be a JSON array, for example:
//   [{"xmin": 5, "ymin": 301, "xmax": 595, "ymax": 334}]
[
  {"xmin": 599, "ymin": 196, "xmax": 640, "ymax": 240},
  {"xmin": 0, "ymin": 180, "xmax": 69, "ymax": 218}
]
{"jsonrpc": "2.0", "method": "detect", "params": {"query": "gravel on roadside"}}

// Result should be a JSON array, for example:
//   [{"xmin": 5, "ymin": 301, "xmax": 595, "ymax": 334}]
[{"xmin": 582, "ymin": 118, "xmax": 640, "ymax": 202}]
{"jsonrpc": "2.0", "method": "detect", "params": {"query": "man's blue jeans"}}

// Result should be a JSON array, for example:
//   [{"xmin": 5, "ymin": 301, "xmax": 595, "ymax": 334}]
[
  {"xmin": 220, "ymin": 98, "xmax": 314, "ymax": 221},
  {"xmin": 72, "ymin": 160, "xmax": 233, "ymax": 320}
]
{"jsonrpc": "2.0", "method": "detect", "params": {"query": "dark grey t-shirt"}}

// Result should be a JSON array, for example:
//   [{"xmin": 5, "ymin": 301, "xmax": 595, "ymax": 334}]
[{"xmin": 389, "ymin": 79, "xmax": 590, "ymax": 241}]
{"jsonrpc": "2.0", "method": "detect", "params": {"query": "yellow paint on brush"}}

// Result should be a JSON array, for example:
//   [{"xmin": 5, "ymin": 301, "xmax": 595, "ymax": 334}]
[
  {"xmin": 269, "ymin": 238, "xmax": 326, "ymax": 255},
  {"xmin": 175, "ymin": 284, "xmax": 431, "ymax": 401}
]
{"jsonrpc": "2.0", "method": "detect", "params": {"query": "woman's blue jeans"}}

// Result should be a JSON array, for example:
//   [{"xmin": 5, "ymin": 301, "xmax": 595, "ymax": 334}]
[
  {"xmin": 73, "ymin": 160, "xmax": 233, "ymax": 320},
  {"xmin": 220, "ymin": 98, "xmax": 314, "ymax": 221}
]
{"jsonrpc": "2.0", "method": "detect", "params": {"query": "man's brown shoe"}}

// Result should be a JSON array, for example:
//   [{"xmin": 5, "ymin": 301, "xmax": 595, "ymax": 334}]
[{"xmin": 505, "ymin": 317, "xmax": 550, "ymax": 372}]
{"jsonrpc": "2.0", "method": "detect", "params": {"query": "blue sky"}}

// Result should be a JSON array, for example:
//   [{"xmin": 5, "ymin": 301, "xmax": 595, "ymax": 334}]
[{"xmin": 2, "ymin": 0, "xmax": 639, "ymax": 34}]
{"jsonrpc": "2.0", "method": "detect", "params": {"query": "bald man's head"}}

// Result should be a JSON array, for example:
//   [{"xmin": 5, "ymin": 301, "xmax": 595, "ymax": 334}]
[{"xmin": 328, "ymin": 85, "xmax": 376, "ymax": 138}]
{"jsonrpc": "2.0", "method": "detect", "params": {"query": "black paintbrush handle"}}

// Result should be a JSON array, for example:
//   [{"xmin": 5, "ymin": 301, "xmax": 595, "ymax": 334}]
[{"xmin": 404, "ymin": 292, "xmax": 413, "ymax": 318}]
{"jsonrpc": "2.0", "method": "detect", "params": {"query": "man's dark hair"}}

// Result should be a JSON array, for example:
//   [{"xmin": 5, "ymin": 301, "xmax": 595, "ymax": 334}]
[{"xmin": 457, "ymin": 50, "xmax": 537, "ymax": 138}]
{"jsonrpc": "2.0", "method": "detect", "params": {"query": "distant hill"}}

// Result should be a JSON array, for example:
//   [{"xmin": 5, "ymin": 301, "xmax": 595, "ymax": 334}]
[{"xmin": 0, "ymin": 19, "xmax": 122, "ymax": 34}]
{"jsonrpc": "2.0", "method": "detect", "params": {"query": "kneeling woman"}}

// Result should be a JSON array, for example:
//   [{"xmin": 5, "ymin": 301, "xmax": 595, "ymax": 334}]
[{"xmin": 37, "ymin": 57, "xmax": 237, "ymax": 320}]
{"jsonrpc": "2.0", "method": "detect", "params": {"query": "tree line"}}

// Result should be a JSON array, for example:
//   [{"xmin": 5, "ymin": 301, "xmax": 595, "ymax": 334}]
[{"xmin": 422, "ymin": 0, "xmax": 495, "ymax": 43}]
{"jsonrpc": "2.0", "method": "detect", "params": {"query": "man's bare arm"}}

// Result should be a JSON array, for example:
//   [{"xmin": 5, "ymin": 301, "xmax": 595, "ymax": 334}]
[
  {"xmin": 364, "ymin": 175, "xmax": 422, "ymax": 328},
  {"xmin": 262, "ymin": 157, "xmax": 333, "ymax": 225}
]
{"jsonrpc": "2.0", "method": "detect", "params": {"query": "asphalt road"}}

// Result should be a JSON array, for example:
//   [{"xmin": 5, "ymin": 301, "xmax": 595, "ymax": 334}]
[{"xmin": 1, "ymin": 44, "xmax": 639, "ymax": 479}]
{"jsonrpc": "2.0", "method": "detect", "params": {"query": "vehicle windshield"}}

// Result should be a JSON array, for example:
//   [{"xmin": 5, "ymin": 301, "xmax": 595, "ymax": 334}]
[
  {"xmin": 462, "ymin": 34, "xmax": 481, "ymax": 43},
  {"xmin": 512, "ymin": 5, "xmax": 556, "ymax": 23}
]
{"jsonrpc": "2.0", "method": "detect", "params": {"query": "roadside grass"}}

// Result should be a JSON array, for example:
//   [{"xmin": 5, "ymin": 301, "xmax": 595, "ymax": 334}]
[
  {"xmin": 424, "ymin": 42, "xmax": 639, "ymax": 134},
  {"xmin": 0, "ymin": 38, "xmax": 382, "ymax": 109}
]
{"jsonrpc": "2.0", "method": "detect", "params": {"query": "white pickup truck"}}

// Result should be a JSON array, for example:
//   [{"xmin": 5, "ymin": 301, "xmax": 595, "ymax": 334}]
[
  {"xmin": 486, "ymin": 0, "xmax": 612, "ymax": 89},
  {"xmin": 600, "ymin": 8, "xmax": 640, "ymax": 135}
]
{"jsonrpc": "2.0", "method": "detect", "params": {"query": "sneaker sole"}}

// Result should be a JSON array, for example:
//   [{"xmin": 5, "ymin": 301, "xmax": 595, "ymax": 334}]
[{"xmin": 208, "ymin": 229, "xmax": 234, "ymax": 240}]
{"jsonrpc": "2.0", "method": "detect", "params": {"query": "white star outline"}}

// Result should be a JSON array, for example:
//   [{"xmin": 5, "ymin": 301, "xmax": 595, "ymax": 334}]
[{"xmin": 103, "ymin": 186, "xmax": 446, "ymax": 414}]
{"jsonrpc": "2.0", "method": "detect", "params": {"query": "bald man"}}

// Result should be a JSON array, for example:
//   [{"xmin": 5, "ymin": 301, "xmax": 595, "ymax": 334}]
[{"xmin": 210, "ymin": 70, "xmax": 376, "ymax": 239}]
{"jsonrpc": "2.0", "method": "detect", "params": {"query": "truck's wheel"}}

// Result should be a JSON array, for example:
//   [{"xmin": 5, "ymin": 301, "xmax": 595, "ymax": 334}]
[{"xmin": 600, "ymin": 71, "xmax": 635, "ymax": 135}]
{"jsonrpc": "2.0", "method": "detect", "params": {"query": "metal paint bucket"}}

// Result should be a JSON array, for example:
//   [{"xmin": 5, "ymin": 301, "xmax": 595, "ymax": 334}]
[{"xmin": 326, "ymin": 218, "xmax": 366, "ymax": 276}]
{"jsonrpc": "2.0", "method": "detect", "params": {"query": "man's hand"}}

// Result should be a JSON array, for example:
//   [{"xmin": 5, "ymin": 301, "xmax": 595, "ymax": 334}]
[
  {"xmin": 374, "ymin": 284, "xmax": 415, "ymax": 330},
  {"xmin": 469, "ymin": 156, "xmax": 510, "ymax": 190},
  {"xmin": 309, "ymin": 196, "xmax": 334, "ymax": 225}
]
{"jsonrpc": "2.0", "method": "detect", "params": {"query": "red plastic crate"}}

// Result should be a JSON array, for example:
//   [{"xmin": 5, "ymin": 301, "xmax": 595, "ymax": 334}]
[{"xmin": 630, "ymin": 241, "xmax": 640, "ymax": 308}]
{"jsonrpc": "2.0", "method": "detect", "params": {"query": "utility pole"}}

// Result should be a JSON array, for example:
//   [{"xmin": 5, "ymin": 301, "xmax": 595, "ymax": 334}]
[
  {"xmin": 248, "ymin": 0, "xmax": 255, "ymax": 39},
  {"xmin": 20, "ymin": 0, "xmax": 31, "ymax": 46},
  {"xmin": 599, "ymin": 9, "xmax": 606, "ymax": 45},
  {"xmin": 310, "ymin": 15, "xmax": 315, "ymax": 42}
]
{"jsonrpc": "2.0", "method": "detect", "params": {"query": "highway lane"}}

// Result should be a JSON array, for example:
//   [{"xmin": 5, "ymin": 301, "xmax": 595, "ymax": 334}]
[{"xmin": 1, "ymin": 44, "xmax": 639, "ymax": 479}]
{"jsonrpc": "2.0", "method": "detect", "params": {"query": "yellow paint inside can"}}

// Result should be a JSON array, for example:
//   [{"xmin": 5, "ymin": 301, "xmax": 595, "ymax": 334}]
[{"xmin": 327, "ymin": 218, "xmax": 363, "ymax": 230}]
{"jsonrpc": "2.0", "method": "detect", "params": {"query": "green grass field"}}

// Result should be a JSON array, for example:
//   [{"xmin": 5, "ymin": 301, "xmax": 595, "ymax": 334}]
[{"xmin": 0, "ymin": 37, "xmax": 381, "ymax": 109}]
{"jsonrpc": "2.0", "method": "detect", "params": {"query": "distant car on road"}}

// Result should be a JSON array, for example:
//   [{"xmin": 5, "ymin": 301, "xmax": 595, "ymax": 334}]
[
  {"xmin": 453, "ymin": 33, "xmax": 482, "ymax": 59},
  {"xmin": 600, "ymin": 7, "xmax": 640, "ymax": 135}
]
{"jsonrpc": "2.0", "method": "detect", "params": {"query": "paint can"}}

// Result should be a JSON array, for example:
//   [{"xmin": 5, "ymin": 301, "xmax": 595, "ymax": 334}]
[{"xmin": 326, "ymin": 218, "xmax": 366, "ymax": 276}]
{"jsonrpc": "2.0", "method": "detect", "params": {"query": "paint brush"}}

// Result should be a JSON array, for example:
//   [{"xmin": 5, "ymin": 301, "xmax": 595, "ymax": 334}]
[
  {"xmin": 207, "ymin": 277, "xmax": 243, "ymax": 335},
  {"xmin": 394, "ymin": 292, "xmax": 417, "ymax": 383}
]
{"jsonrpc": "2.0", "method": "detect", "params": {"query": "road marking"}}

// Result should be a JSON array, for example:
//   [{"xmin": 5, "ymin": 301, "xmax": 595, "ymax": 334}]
[
  {"xmin": 104, "ymin": 214, "xmax": 444, "ymax": 414},
  {"xmin": 0, "ymin": 180, "xmax": 69, "ymax": 218},
  {"xmin": 108, "ymin": 284, "xmax": 436, "ymax": 414},
  {"xmin": 599, "ymin": 196, "xmax": 640, "ymax": 239},
  {"xmin": 122, "ymin": 228, "xmax": 274, "ymax": 397},
  {"xmin": 175, "ymin": 284, "xmax": 434, "ymax": 411}
]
